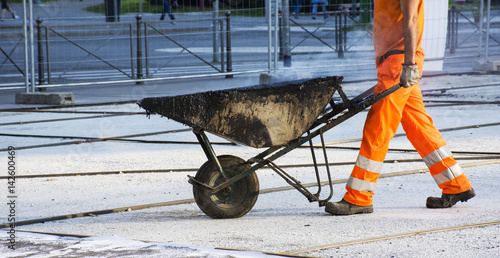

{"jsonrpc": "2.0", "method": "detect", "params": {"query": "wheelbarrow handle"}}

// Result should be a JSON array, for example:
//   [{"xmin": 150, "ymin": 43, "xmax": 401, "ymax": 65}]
[
  {"xmin": 377, "ymin": 83, "xmax": 404, "ymax": 98},
  {"xmin": 350, "ymin": 83, "xmax": 403, "ymax": 112},
  {"xmin": 351, "ymin": 83, "xmax": 403, "ymax": 103}
]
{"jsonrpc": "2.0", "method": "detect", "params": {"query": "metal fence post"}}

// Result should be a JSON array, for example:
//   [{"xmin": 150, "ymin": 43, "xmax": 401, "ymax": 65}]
[
  {"xmin": 485, "ymin": 0, "xmax": 491, "ymax": 60},
  {"xmin": 45, "ymin": 26, "xmax": 52, "ymax": 84},
  {"xmin": 129, "ymin": 23, "xmax": 135, "ymax": 79},
  {"xmin": 282, "ymin": 0, "xmax": 291, "ymax": 67},
  {"xmin": 337, "ymin": 12, "xmax": 344, "ymax": 59},
  {"xmin": 36, "ymin": 18, "xmax": 45, "ymax": 86},
  {"xmin": 447, "ymin": 7, "xmax": 451, "ymax": 50},
  {"xmin": 450, "ymin": 6, "xmax": 456, "ymax": 54},
  {"xmin": 220, "ymin": 19, "xmax": 225, "ymax": 73},
  {"xmin": 136, "ymin": 15, "xmax": 144, "ymax": 84},
  {"xmin": 225, "ymin": 11, "xmax": 233, "ymax": 79},
  {"xmin": 279, "ymin": 13, "xmax": 283, "ymax": 60},
  {"xmin": 335, "ymin": 11, "xmax": 338, "ymax": 53},
  {"xmin": 144, "ymin": 22, "xmax": 150, "ymax": 78},
  {"xmin": 213, "ymin": 0, "xmax": 220, "ymax": 63},
  {"xmin": 344, "ymin": 11, "xmax": 347, "ymax": 55},
  {"xmin": 478, "ymin": 0, "xmax": 484, "ymax": 58}
]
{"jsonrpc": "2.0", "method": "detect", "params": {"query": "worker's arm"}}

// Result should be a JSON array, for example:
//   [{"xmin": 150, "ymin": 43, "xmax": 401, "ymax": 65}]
[
  {"xmin": 399, "ymin": 0, "xmax": 421, "ymax": 87},
  {"xmin": 401, "ymin": 0, "xmax": 419, "ymax": 65}
]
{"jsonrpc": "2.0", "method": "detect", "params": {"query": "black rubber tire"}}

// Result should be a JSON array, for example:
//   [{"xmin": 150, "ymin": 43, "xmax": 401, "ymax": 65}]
[{"xmin": 193, "ymin": 155, "xmax": 259, "ymax": 219}]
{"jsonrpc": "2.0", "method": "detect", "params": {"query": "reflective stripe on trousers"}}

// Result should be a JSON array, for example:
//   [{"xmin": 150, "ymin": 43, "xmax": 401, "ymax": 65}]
[
  {"xmin": 423, "ymin": 146, "xmax": 471, "ymax": 194},
  {"xmin": 346, "ymin": 155, "xmax": 382, "ymax": 193},
  {"xmin": 424, "ymin": 146, "xmax": 464, "ymax": 185}
]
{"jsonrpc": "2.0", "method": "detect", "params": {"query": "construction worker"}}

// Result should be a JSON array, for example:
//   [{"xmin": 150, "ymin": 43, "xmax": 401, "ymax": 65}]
[{"xmin": 325, "ymin": 0, "xmax": 475, "ymax": 215}]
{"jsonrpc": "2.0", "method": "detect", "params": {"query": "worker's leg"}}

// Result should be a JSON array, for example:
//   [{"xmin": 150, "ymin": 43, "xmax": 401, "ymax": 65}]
[
  {"xmin": 400, "ymin": 86, "xmax": 472, "ymax": 194},
  {"xmin": 342, "ymin": 90, "xmax": 411, "ymax": 206},
  {"xmin": 342, "ymin": 56, "xmax": 412, "ymax": 207}
]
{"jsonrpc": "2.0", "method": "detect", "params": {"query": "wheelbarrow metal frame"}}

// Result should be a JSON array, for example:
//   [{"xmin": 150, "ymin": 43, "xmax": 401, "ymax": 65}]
[{"xmin": 188, "ymin": 82, "xmax": 402, "ymax": 206}]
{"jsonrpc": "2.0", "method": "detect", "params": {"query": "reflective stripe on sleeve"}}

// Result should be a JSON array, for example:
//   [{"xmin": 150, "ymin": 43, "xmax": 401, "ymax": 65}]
[
  {"xmin": 347, "ymin": 176, "xmax": 377, "ymax": 193},
  {"xmin": 423, "ymin": 146, "xmax": 452, "ymax": 167},
  {"xmin": 355, "ymin": 155, "xmax": 383, "ymax": 173},
  {"xmin": 432, "ymin": 163, "xmax": 464, "ymax": 185}
]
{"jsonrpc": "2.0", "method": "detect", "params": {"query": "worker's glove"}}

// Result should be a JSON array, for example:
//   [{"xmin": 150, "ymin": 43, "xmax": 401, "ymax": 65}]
[{"xmin": 400, "ymin": 64, "xmax": 421, "ymax": 88}]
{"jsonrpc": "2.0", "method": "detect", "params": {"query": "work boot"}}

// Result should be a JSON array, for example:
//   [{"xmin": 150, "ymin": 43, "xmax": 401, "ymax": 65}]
[
  {"xmin": 426, "ymin": 188, "xmax": 475, "ymax": 208},
  {"xmin": 325, "ymin": 199, "xmax": 373, "ymax": 215}
]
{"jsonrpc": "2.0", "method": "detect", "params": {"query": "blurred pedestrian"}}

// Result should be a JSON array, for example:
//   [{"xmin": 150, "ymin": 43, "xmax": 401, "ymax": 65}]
[
  {"xmin": 325, "ymin": 0, "xmax": 475, "ymax": 216},
  {"xmin": 292, "ymin": 0, "xmax": 301, "ymax": 19},
  {"xmin": 1, "ymin": 0, "xmax": 18, "ymax": 22},
  {"xmin": 160, "ymin": 0, "xmax": 177, "ymax": 23},
  {"xmin": 311, "ymin": 0, "xmax": 328, "ymax": 20}
]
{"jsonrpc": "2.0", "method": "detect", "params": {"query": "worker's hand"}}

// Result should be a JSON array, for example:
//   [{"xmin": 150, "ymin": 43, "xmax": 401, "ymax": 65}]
[{"xmin": 400, "ymin": 64, "xmax": 421, "ymax": 88}]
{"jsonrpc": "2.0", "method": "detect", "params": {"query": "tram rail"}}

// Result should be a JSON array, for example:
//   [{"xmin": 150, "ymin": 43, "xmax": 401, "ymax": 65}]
[
  {"xmin": 1, "ymin": 78, "xmax": 499, "ymax": 255},
  {"xmin": 4, "ymin": 218, "xmax": 500, "ymax": 257},
  {"xmin": 0, "ymin": 154, "xmax": 498, "ymax": 180},
  {"xmin": 0, "ymin": 158, "xmax": 498, "ymax": 256},
  {"xmin": 280, "ymin": 220, "xmax": 500, "ymax": 256},
  {"xmin": 1, "ymin": 159, "xmax": 499, "ymax": 229},
  {"xmin": 1, "ymin": 120, "xmax": 499, "ymax": 152}
]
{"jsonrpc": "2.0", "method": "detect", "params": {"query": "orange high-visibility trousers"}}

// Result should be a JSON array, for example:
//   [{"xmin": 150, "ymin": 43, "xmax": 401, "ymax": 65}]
[{"xmin": 343, "ymin": 53, "xmax": 473, "ymax": 206}]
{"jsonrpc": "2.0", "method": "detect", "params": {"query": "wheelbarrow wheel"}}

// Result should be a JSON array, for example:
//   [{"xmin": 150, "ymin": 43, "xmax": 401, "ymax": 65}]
[{"xmin": 193, "ymin": 155, "xmax": 259, "ymax": 219}]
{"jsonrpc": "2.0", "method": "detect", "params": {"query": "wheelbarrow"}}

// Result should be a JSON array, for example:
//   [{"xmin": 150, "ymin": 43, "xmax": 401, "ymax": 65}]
[{"xmin": 138, "ymin": 76, "xmax": 401, "ymax": 219}]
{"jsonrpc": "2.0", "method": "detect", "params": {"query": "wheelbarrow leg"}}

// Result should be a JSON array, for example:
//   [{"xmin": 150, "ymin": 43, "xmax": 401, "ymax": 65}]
[
  {"xmin": 265, "ymin": 131, "xmax": 334, "ymax": 206},
  {"xmin": 192, "ymin": 127, "xmax": 229, "ymax": 181},
  {"xmin": 266, "ymin": 160, "xmax": 320, "ymax": 203},
  {"xmin": 317, "ymin": 132, "xmax": 334, "ymax": 206},
  {"xmin": 308, "ymin": 133, "xmax": 322, "ymax": 198}
]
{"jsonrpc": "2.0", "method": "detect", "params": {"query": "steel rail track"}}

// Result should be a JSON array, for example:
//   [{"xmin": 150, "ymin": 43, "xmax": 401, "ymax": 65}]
[
  {"xmin": 1, "ymin": 159, "xmax": 498, "ymax": 229},
  {"xmin": 0, "ymin": 75, "xmax": 498, "ymax": 113},
  {"xmin": 1, "ymin": 155, "xmax": 498, "ymax": 180},
  {"xmin": 424, "ymin": 100, "xmax": 500, "ymax": 106},
  {"xmin": 2, "ymin": 99, "xmax": 498, "ymax": 127},
  {"xmin": 0, "ymin": 120, "xmax": 498, "ymax": 179},
  {"xmin": 1, "ymin": 98, "xmax": 497, "ymax": 120},
  {"xmin": 420, "ymin": 81, "xmax": 500, "ymax": 93},
  {"xmin": 1, "ymin": 121, "xmax": 499, "ymax": 152},
  {"xmin": 0, "ymin": 128, "xmax": 214, "ymax": 152},
  {"xmin": 0, "ymin": 113, "xmax": 130, "ymax": 127},
  {"xmin": 316, "ymin": 121, "xmax": 500, "ymax": 146},
  {"xmin": 0, "ymin": 131, "xmax": 233, "ymax": 145},
  {"xmin": 279, "ymin": 220, "xmax": 500, "ymax": 256},
  {"xmin": 0, "ymin": 77, "xmax": 498, "ymax": 255},
  {"xmin": 0, "ymin": 100, "xmax": 137, "ymax": 113},
  {"xmin": 5, "ymin": 110, "xmax": 146, "ymax": 115},
  {"xmin": 2, "ymin": 130, "xmax": 499, "ymax": 156},
  {"xmin": 320, "ymin": 146, "xmax": 500, "ymax": 156},
  {"xmin": 4, "ymin": 219, "xmax": 500, "ymax": 258}
]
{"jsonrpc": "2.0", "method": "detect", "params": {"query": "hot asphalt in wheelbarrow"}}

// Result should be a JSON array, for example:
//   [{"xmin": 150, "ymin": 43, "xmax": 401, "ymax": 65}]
[{"xmin": 137, "ymin": 76, "xmax": 342, "ymax": 148}]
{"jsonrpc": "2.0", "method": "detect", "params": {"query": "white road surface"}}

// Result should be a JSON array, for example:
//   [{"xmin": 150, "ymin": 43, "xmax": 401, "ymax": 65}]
[{"xmin": 1, "ymin": 74, "xmax": 499, "ymax": 257}]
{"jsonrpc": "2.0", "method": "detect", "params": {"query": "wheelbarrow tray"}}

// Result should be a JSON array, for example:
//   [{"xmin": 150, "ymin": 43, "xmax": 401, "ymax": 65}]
[{"xmin": 138, "ymin": 76, "xmax": 342, "ymax": 148}]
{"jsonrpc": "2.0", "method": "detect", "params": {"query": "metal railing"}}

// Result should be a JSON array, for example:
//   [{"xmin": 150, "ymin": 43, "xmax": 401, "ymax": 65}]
[
  {"xmin": 1, "ymin": 2, "xmax": 498, "ymax": 92},
  {"xmin": 1, "ymin": 2, "xmax": 375, "ymax": 91},
  {"xmin": 447, "ymin": 4, "xmax": 500, "ymax": 58},
  {"xmin": 1, "ymin": 15, "xmax": 239, "ymax": 90}
]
